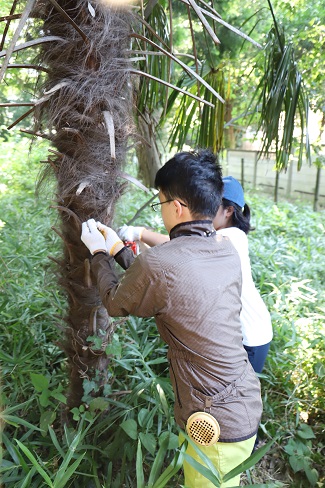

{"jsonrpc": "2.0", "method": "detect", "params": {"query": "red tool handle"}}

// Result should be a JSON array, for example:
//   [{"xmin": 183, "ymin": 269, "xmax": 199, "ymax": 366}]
[{"xmin": 124, "ymin": 240, "xmax": 138, "ymax": 255}]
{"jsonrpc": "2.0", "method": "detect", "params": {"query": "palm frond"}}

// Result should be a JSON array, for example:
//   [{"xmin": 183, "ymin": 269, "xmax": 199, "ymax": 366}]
[
  {"xmin": 132, "ymin": 33, "xmax": 225, "ymax": 103},
  {"xmin": 162, "ymin": 62, "xmax": 212, "ymax": 121},
  {"xmin": 0, "ymin": 13, "xmax": 21, "ymax": 22},
  {"xmin": 180, "ymin": 0, "xmax": 262, "ymax": 49},
  {"xmin": 0, "ymin": 0, "xmax": 36, "ymax": 82},
  {"xmin": 131, "ymin": 68, "xmax": 214, "ymax": 107},
  {"xmin": 47, "ymin": 0, "xmax": 89, "ymax": 44},
  {"xmin": 250, "ymin": 26, "xmax": 311, "ymax": 171},
  {"xmin": 0, "ymin": 36, "xmax": 64, "ymax": 59},
  {"xmin": 188, "ymin": 0, "xmax": 220, "ymax": 45},
  {"xmin": 133, "ymin": 1, "xmax": 171, "ymax": 115},
  {"xmin": 3, "ymin": 63, "xmax": 49, "ymax": 72},
  {"xmin": 0, "ymin": 0, "xmax": 19, "ymax": 51},
  {"xmin": 167, "ymin": 65, "xmax": 225, "ymax": 152}
]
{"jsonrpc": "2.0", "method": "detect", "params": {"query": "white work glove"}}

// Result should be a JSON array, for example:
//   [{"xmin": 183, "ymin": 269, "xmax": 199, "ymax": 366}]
[
  {"xmin": 118, "ymin": 224, "xmax": 145, "ymax": 242},
  {"xmin": 81, "ymin": 219, "xmax": 107, "ymax": 255},
  {"xmin": 96, "ymin": 221, "xmax": 123, "ymax": 256}
]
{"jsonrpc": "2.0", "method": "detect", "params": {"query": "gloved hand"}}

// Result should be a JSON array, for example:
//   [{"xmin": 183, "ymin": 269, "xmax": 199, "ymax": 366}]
[
  {"xmin": 81, "ymin": 219, "xmax": 107, "ymax": 255},
  {"xmin": 96, "ymin": 221, "xmax": 123, "ymax": 256},
  {"xmin": 118, "ymin": 224, "xmax": 145, "ymax": 242}
]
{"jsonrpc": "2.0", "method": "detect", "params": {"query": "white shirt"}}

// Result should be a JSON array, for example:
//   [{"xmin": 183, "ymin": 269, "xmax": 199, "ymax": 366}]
[{"xmin": 216, "ymin": 227, "xmax": 273, "ymax": 347}]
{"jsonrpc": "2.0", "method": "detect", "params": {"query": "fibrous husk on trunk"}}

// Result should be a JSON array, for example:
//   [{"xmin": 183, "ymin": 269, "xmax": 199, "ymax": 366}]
[{"xmin": 33, "ymin": 0, "xmax": 134, "ymax": 409}]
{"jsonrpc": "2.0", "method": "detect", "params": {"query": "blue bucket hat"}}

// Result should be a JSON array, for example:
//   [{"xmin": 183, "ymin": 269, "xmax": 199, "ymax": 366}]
[{"xmin": 222, "ymin": 176, "xmax": 245, "ymax": 208}]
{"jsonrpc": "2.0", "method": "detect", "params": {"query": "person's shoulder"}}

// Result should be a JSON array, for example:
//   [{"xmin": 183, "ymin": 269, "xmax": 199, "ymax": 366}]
[
  {"xmin": 145, "ymin": 237, "xmax": 194, "ymax": 269},
  {"xmin": 217, "ymin": 227, "xmax": 247, "ymax": 242},
  {"xmin": 216, "ymin": 226, "xmax": 245, "ymax": 237},
  {"xmin": 135, "ymin": 242, "xmax": 169, "ymax": 269}
]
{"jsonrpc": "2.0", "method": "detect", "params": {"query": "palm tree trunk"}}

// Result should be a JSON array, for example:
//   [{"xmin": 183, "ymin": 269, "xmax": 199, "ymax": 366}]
[
  {"xmin": 136, "ymin": 112, "xmax": 162, "ymax": 188},
  {"xmin": 33, "ymin": 0, "xmax": 133, "ymax": 409}
]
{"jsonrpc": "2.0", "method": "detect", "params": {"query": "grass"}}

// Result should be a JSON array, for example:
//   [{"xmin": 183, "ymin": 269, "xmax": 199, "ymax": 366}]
[{"xmin": 0, "ymin": 137, "xmax": 324, "ymax": 487}]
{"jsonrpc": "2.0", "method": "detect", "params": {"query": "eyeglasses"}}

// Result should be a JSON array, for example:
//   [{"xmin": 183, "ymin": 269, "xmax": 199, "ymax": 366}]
[{"xmin": 150, "ymin": 199, "xmax": 187, "ymax": 212}]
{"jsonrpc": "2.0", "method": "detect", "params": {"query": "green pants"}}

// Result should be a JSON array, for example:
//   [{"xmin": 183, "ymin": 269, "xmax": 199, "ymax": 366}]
[{"xmin": 181, "ymin": 434, "xmax": 256, "ymax": 487}]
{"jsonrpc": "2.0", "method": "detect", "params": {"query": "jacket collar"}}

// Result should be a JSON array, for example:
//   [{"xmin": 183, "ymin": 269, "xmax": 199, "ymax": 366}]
[{"xmin": 169, "ymin": 220, "xmax": 216, "ymax": 240}]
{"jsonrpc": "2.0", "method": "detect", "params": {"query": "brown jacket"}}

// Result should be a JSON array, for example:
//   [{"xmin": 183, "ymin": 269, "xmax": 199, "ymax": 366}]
[{"xmin": 91, "ymin": 220, "xmax": 262, "ymax": 442}]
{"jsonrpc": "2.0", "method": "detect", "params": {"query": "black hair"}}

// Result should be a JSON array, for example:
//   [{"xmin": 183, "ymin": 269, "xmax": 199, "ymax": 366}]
[
  {"xmin": 222, "ymin": 198, "xmax": 253, "ymax": 234},
  {"xmin": 154, "ymin": 149, "xmax": 223, "ymax": 219}
]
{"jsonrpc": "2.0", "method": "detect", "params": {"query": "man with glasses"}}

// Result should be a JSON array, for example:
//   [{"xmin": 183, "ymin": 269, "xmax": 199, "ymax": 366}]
[{"xmin": 80, "ymin": 149, "xmax": 262, "ymax": 487}]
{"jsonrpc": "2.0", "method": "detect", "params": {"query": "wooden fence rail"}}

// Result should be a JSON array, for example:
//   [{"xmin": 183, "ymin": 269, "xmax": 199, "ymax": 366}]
[{"xmin": 223, "ymin": 149, "xmax": 324, "ymax": 211}]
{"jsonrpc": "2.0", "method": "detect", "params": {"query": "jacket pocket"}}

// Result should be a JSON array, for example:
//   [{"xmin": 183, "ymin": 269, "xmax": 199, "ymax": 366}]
[{"xmin": 191, "ymin": 383, "xmax": 237, "ymax": 409}]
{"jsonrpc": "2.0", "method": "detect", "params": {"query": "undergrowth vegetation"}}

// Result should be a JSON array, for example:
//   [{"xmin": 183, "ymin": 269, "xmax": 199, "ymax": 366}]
[{"xmin": 0, "ymin": 139, "xmax": 324, "ymax": 487}]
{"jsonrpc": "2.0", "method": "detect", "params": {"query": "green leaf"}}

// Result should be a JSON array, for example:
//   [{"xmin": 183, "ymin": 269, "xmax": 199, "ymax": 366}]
[
  {"xmin": 3, "ymin": 414, "xmax": 42, "ymax": 432},
  {"xmin": 283, "ymin": 442, "xmax": 295, "ymax": 456},
  {"xmin": 86, "ymin": 334, "xmax": 103, "ymax": 349},
  {"xmin": 70, "ymin": 407, "xmax": 81, "ymax": 422},
  {"xmin": 142, "ymin": 341, "xmax": 154, "ymax": 359},
  {"xmin": 152, "ymin": 443, "xmax": 186, "ymax": 488},
  {"xmin": 105, "ymin": 462, "xmax": 113, "ymax": 488},
  {"xmin": 159, "ymin": 431, "xmax": 179, "ymax": 450},
  {"xmin": 223, "ymin": 439, "xmax": 276, "ymax": 482},
  {"xmin": 180, "ymin": 432, "xmax": 221, "ymax": 482},
  {"xmin": 138, "ymin": 408, "xmax": 150, "ymax": 427},
  {"xmin": 51, "ymin": 390, "xmax": 67, "ymax": 404},
  {"xmin": 103, "ymin": 384, "xmax": 112, "ymax": 396},
  {"xmin": 296, "ymin": 424, "xmax": 316, "ymax": 440},
  {"xmin": 148, "ymin": 432, "xmax": 170, "ymax": 487},
  {"xmin": 155, "ymin": 383, "xmax": 169, "ymax": 419},
  {"xmin": 20, "ymin": 467, "xmax": 37, "ymax": 488},
  {"xmin": 53, "ymin": 432, "xmax": 83, "ymax": 485},
  {"xmin": 54, "ymin": 453, "xmax": 86, "ymax": 488},
  {"xmin": 0, "ymin": 349, "xmax": 15, "ymax": 362},
  {"xmin": 289, "ymin": 455, "xmax": 303, "ymax": 473},
  {"xmin": 136, "ymin": 439, "xmax": 145, "ymax": 488},
  {"xmin": 40, "ymin": 410, "xmax": 56, "ymax": 436},
  {"xmin": 2, "ymin": 432, "xmax": 30, "ymax": 472},
  {"xmin": 82, "ymin": 379, "xmax": 97, "ymax": 396},
  {"xmin": 88, "ymin": 397, "xmax": 109, "ymax": 412},
  {"xmin": 30, "ymin": 373, "xmax": 49, "ymax": 392},
  {"xmin": 48, "ymin": 426, "xmax": 65, "ymax": 458},
  {"xmin": 139, "ymin": 432, "xmax": 156, "ymax": 456},
  {"xmin": 105, "ymin": 338, "xmax": 122, "ymax": 357},
  {"xmin": 147, "ymin": 357, "xmax": 168, "ymax": 365},
  {"xmin": 39, "ymin": 388, "xmax": 51, "ymax": 407},
  {"xmin": 120, "ymin": 419, "xmax": 138, "ymax": 440},
  {"xmin": 183, "ymin": 452, "xmax": 221, "ymax": 486},
  {"xmin": 248, "ymin": 25, "xmax": 310, "ymax": 171},
  {"xmin": 15, "ymin": 439, "xmax": 53, "ymax": 487},
  {"xmin": 0, "ymin": 399, "xmax": 32, "ymax": 415},
  {"xmin": 315, "ymin": 361, "xmax": 325, "ymax": 378},
  {"xmin": 305, "ymin": 467, "xmax": 319, "ymax": 486}
]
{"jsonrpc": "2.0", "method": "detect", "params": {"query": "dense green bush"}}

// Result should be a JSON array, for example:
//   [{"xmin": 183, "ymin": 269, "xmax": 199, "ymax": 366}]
[
  {"xmin": 247, "ymin": 194, "xmax": 325, "ymax": 487},
  {"xmin": 1, "ymin": 140, "xmax": 324, "ymax": 487}
]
